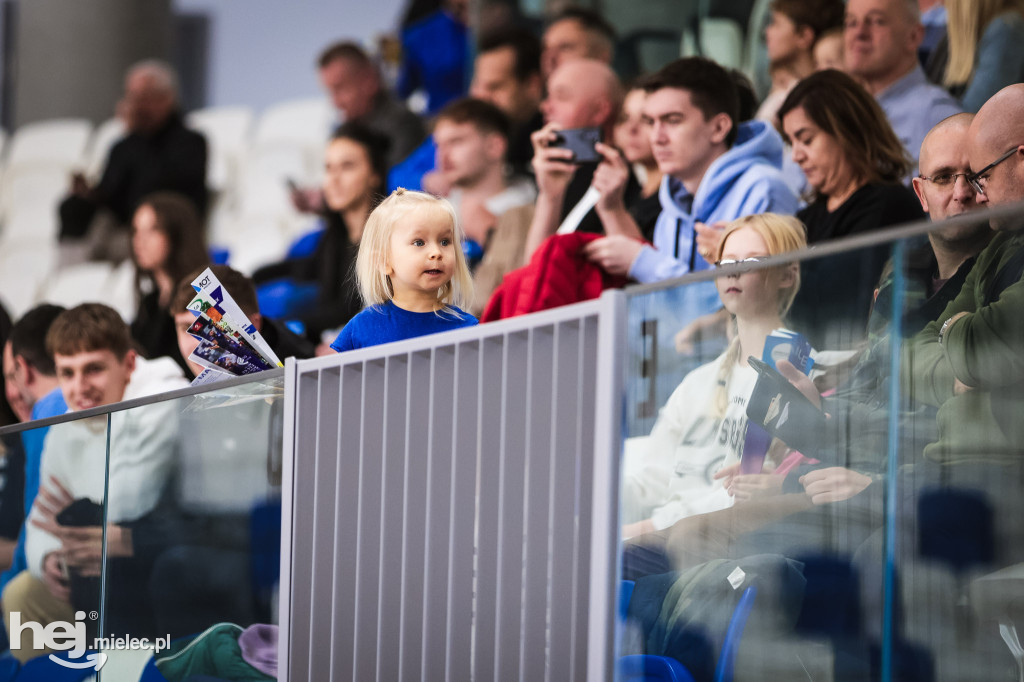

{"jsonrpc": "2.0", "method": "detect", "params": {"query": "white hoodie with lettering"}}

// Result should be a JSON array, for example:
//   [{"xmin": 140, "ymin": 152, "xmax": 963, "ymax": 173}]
[{"xmin": 622, "ymin": 353, "xmax": 758, "ymax": 531}]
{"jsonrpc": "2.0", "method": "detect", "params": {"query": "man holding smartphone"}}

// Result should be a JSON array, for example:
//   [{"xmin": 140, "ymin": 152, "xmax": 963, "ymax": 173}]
[{"xmin": 524, "ymin": 58, "xmax": 642, "ymax": 260}]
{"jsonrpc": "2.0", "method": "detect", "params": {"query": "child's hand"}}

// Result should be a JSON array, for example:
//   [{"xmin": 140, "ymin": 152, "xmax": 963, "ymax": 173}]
[{"xmin": 728, "ymin": 474, "xmax": 784, "ymax": 502}]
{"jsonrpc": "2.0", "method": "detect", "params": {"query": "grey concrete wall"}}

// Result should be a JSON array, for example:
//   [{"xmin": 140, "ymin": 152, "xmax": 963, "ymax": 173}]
[
  {"xmin": 13, "ymin": 0, "xmax": 172, "ymax": 126},
  {"xmin": 173, "ymin": 0, "xmax": 403, "ymax": 112}
]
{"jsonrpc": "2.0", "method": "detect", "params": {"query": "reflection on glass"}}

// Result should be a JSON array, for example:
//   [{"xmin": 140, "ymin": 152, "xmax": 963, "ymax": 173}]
[
  {"xmin": 101, "ymin": 379, "xmax": 283, "ymax": 678},
  {"xmin": 1, "ymin": 417, "xmax": 110, "ymax": 663},
  {"xmin": 618, "ymin": 209, "xmax": 1022, "ymax": 680}
]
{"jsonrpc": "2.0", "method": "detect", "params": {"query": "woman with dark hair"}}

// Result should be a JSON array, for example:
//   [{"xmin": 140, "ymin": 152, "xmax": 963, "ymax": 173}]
[
  {"xmin": 255, "ymin": 122, "xmax": 389, "ymax": 345},
  {"xmin": 778, "ymin": 69, "xmax": 925, "ymax": 347},
  {"xmin": 129, "ymin": 191, "xmax": 210, "ymax": 370}
]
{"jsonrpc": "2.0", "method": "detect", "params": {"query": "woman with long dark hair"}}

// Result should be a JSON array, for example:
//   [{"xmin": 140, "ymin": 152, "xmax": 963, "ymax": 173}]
[
  {"xmin": 129, "ymin": 192, "xmax": 210, "ymax": 369},
  {"xmin": 778, "ymin": 69, "xmax": 925, "ymax": 347},
  {"xmin": 255, "ymin": 122, "xmax": 389, "ymax": 346}
]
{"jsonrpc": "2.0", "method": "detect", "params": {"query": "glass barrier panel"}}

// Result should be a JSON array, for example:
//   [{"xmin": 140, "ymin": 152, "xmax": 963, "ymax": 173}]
[
  {"xmin": 98, "ymin": 376, "xmax": 284, "ymax": 680},
  {"xmin": 888, "ymin": 212, "xmax": 1024, "ymax": 680},
  {"xmin": 616, "ymin": 206, "xmax": 1024, "ymax": 680},
  {"xmin": 1, "ymin": 416, "xmax": 110, "ymax": 666},
  {"xmin": 617, "ymin": 230, "xmax": 908, "ymax": 680}
]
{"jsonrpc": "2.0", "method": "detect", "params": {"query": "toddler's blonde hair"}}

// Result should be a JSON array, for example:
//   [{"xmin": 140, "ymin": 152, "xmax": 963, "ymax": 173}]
[{"xmin": 355, "ymin": 188, "xmax": 474, "ymax": 314}]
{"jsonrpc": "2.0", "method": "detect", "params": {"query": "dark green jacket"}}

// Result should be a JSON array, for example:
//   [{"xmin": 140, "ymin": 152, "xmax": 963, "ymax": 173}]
[{"xmin": 903, "ymin": 229, "xmax": 1024, "ymax": 464}]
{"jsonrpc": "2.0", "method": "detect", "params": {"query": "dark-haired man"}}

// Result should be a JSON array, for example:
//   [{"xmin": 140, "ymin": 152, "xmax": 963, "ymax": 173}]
[
  {"xmin": 1, "ymin": 305, "xmax": 67, "ymax": 595},
  {"xmin": 433, "ymin": 98, "xmax": 537, "ymax": 315},
  {"xmin": 318, "ymin": 41, "xmax": 425, "ymax": 168},
  {"xmin": 541, "ymin": 6, "xmax": 616, "ymax": 78},
  {"xmin": 3, "ymin": 304, "xmax": 186, "ymax": 661},
  {"xmin": 583, "ymin": 57, "xmax": 798, "ymax": 311},
  {"xmin": 471, "ymin": 27, "xmax": 545, "ymax": 174}
]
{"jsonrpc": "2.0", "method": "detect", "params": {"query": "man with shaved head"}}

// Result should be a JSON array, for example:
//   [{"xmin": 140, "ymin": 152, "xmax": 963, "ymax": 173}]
[
  {"xmin": 524, "ymin": 58, "xmax": 641, "ymax": 256},
  {"xmin": 911, "ymin": 113, "xmax": 991, "ymax": 281},
  {"xmin": 59, "ymin": 60, "xmax": 208, "ymax": 264},
  {"xmin": 895, "ymin": 86, "xmax": 1024, "ymax": 627}
]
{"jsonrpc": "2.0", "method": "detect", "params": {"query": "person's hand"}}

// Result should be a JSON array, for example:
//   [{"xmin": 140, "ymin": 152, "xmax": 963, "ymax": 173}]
[
  {"xmin": 714, "ymin": 463, "xmax": 784, "ymax": 501},
  {"xmin": 799, "ymin": 467, "xmax": 872, "ymax": 505},
  {"xmin": 70, "ymin": 172, "xmax": 90, "ymax": 197},
  {"xmin": 942, "ymin": 312, "xmax": 973, "ymax": 394},
  {"xmin": 530, "ymin": 122, "xmax": 576, "ymax": 198},
  {"xmin": 30, "ymin": 476, "xmax": 74, "ymax": 537},
  {"xmin": 41, "ymin": 552, "xmax": 70, "ymax": 602},
  {"xmin": 622, "ymin": 518, "xmax": 655, "ymax": 540},
  {"xmin": 674, "ymin": 308, "xmax": 731, "ymax": 355},
  {"xmin": 776, "ymin": 359, "xmax": 822, "ymax": 410},
  {"xmin": 713, "ymin": 462, "xmax": 741, "ymax": 490},
  {"xmin": 421, "ymin": 169, "xmax": 452, "ymax": 196},
  {"xmin": 695, "ymin": 221, "xmax": 727, "ymax": 265},
  {"xmin": 583, "ymin": 235, "xmax": 644, "ymax": 276},
  {"xmin": 57, "ymin": 526, "xmax": 105, "ymax": 577},
  {"xmin": 592, "ymin": 142, "xmax": 629, "ymax": 214},
  {"xmin": 458, "ymin": 197, "xmax": 497, "ymax": 241},
  {"xmin": 289, "ymin": 187, "xmax": 324, "ymax": 214},
  {"xmin": 729, "ymin": 474, "xmax": 784, "ymax": 502}
]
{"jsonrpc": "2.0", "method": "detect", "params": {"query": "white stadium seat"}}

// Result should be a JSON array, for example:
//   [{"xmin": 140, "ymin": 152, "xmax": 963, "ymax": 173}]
[
  {"xmin": 236, "ymin": 143, "xmax": 312, "ymax": 216},
  {"xmin": 187, "ymin": 105, "xmax": 255, "ymax": 193},
  {"xmin": 0, "ymin": 166, "xmax": 68, "ymax": 234},
  {"xmin": 0, "ymin": 243, "xmax": 55, "ymax": 318},
  {"xmin": 214, "ymin": 211, "xmax": 295, "ymax": 276},
  {"xmin": 253, "ymin": 98, "xmax": 333, "ymax": 147},
  {"xmin": 85, "ymin": 117, "xmax": 126, "ymax": 181},
  {"xmin": 18, "ymin": 259, "xmax": 136, "ymax": 321},
  {"xmin": 5, "ymin": 118, "xmax": 92, "ymax": 173}
]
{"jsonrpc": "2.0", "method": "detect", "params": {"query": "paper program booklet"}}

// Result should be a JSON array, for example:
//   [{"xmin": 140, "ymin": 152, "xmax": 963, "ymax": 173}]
[{"xmin": 184, "ymin": 268, "xmax": 283, "ymax": 386}]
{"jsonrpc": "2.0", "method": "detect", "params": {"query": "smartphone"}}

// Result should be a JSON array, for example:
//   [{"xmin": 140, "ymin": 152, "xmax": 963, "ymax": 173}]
[
  {"xmin": 551, "ymin": 127, "xmax": 601, "ymax": 164},
  {"xmin": 746, "ymin": 356, "xmax": 827, "ymax": 456}
]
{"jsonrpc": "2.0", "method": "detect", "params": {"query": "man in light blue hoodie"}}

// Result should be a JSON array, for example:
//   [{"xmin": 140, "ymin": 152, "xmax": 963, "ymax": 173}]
[{"xmin": 584, "ymin": 57, "xmax": 799, "ymax": 316}]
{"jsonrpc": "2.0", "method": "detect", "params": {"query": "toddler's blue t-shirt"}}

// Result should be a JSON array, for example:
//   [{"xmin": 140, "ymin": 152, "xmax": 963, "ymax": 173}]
[{"xmin": 331, "ymin": 301, "xmax": 479, "ymax": 352}]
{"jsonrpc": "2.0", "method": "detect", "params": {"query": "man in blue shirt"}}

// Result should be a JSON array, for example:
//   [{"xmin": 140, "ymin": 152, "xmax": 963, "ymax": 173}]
[
  {"xmin": 844, "ymin": 0, "xmax": 962, "ymax": 180},
  {"xmin": 0, "ymin": 305, "xmax": 67, "ymax": 594}
]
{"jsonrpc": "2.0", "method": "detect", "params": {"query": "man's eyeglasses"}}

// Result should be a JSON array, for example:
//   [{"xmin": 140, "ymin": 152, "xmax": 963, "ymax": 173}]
[
  {"xmin": 917, "ymin": 171, "xmax": 971, "ymax": 187},
  {"xmin": 715, "ymin": 257, "xmax": 769, "ymax": 267},
  {"xmin": 967, "ymin": 146, "xmax": 1019, "ymax": 194}
]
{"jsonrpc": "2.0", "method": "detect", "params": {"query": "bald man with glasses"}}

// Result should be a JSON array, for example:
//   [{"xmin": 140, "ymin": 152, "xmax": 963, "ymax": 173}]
[{"xmin": 892, "ymin": 85, "xmax": 1024, "ymax": 616}]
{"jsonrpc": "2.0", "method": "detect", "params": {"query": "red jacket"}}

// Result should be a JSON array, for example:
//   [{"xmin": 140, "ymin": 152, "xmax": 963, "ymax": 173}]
[{"xmin": 481, "ymin": 233, "xmax": 630, "ymax": 322}]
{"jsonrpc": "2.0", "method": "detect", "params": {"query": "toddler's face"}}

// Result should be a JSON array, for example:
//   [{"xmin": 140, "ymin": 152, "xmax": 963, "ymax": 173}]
[{"xmin": 386, "ymin": 209, "xmax": 457, "ymax": 310}]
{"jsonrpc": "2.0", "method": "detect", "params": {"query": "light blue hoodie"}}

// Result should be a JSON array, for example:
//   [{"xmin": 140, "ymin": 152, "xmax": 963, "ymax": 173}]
[{"xmin": 629, "ymin": 120, "xmax": 799, "ymax": 289}]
